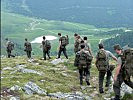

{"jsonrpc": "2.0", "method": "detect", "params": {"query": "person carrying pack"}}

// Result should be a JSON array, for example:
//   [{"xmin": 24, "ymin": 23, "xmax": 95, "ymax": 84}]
[
  {"xmin": 74, "ymin": 44, "xmax": 93, "ymax": 86},
  {"xmin": 111, "ymin": 44, "xmax": 133, "ymax": 100},
  {"xmin": 57, "ymin": 33, "xmax": 68, "ymax": 59},
  {"xmin": 96, "ymin": 43, "xmax": 117, "ymax": 94},
  {"xmin": 74, "ymin": 35, "xmax": 83, "ymax": 53},
  {"xmin": 41, "ymin": 36, "xmax": 51, "ymax": 60},
  {"xmin": 24, "ymin": 38, "xmax": 32, "ymax": 59},
  {"xmin": 5, "ymin": 38, "xmax": 15, "ymax": 58}
]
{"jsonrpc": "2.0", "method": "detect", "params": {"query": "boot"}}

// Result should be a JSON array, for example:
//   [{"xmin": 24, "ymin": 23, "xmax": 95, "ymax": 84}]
[{"xmin": 86, "ymin": 81, "xmax": 90, "ymax": 86}]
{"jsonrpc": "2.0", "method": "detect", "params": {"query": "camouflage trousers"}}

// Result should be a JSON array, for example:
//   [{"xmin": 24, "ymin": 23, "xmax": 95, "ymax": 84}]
[
  {"xmin": 99, "ymin": 70, "xmax": 112, "ymax": 91},
  {"xmin": 57, "ymin": 47, "xmax": 68, "ymax": 59},
  {"xmin": 43, "ymin": 50, "xmax": 51, "ymax": 60},
  {"xmin": 26, "ymin": 51, "xmax": 31, "ymax": 59},
  {"xmin": 79, "ymin": 65, "xmax": 90, "ymax": 84},
  {"xmin": 113, "ymin": 72, "xmax": 133, "ymax": 97},
  {"xmin": 7, "ymin": 50, "xmax": 15, "ymax": 58}
]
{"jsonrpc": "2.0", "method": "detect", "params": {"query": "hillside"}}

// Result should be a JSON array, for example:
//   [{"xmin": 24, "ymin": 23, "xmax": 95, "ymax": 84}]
[
  {"xmin": 1, "ymin": 12, "xmax": 117, "ymax": 56},
  {"xmin": 1, "ymin": 56, "xmax": 133, "ymax": 100},
  {"xmin": 2, "ymin": 0, "xmax": 133, "ymax": 28},
  {"xmin": 103, "ymin": 31, "xmax": 133, "ymax": 53}
]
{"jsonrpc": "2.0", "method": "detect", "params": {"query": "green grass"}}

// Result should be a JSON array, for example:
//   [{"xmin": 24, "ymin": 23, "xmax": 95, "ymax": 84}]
[
  {"xmin": 1, "ymin": 11, "xmax": 118, "ymax": 56},
  {"xmin": 1, "ymin": 56, "xmax": 133, "ymax": 100}
]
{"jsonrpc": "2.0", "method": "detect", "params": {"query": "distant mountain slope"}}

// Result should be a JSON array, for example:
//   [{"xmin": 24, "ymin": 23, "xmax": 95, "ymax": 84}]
[
  {"xmin": 2, "ymin": 12, "xmax": 114, "ymax": 56},
  {"xmin": 2, "ymin": 0, "xmax": 133, "ymax": 28},
  {"xmin": 104, "ymin": 31, "xmax": 133, "ymax": 53}
]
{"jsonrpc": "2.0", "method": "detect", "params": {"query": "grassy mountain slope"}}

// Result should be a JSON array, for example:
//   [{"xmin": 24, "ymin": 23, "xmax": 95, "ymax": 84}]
[
  {"xmin": 1, "ymin": 12, "xmax": 116, "ymax": 56},
  {"xmin": 1, "ymin": 56, "xmax": 133, "ymax": 100}
]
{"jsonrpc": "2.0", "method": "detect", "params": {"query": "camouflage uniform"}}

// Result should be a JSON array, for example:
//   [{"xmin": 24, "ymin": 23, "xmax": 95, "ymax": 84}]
[
  {"xmin": 74, "ymin": 38, "xmax": 82, "ymax": 53},
  {"xmin": 57, "ymin": 37, "xmax": 68, "ymax": 59},
  {"xmin": 113, "ymin": 56, "xmax": 133, "ymax": 99},
  {"xmin": 24, "ymin": 41, "xmax": 32, "ymax": 58},
  {"xmin": 96, "ymin": 50, "xmax": 116, "ymax": 93},
  {"xmin": 75, "ymin": 50, "xmax": 92, "ymax": 85},
  {"xmin": 42, "ymin": 40, "xmax": 51, "ymax": 60},
  {"xmin": 6, "ymin": 41, "xmax": 15, "ymax": 58}
]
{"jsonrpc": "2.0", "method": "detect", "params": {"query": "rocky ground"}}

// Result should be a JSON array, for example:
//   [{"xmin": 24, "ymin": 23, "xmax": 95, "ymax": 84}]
[{"xmin": 1, "ymin": 56, "xmax": 133, "ymax": 100}]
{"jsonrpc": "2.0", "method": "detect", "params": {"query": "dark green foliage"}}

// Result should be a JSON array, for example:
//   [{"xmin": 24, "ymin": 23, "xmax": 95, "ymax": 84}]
[
  {"xmin": 2, "ymin": 0, "xmax": 133, "ymax": 28},
  {"xmin": 104, "ymin": 31, "xmax": 133, "ymax": 53}
]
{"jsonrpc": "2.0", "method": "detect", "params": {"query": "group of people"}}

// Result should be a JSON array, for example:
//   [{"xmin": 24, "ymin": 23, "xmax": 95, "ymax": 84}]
[
  {"xmin": 5, "ymin": 33, "xmax": 133, "ymax": 100},
  {"xmin": 74, "ymin": 33, "xmax": 133, "ymax": 100}
]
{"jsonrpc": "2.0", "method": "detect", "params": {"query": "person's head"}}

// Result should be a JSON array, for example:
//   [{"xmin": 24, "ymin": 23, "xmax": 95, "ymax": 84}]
[
  {"xmin": 58, "ymin": 33, "xmax": 61, "ymax": 37},
  {"xmin": 98, "ymin": 43, "xmax": 104, "ymax": 49},
  {"xmin": 84, "ymin": 37, "xmax": 87, "ymax": 41},
  {"xmin": 25, "ymin": 38, "xmax": 28, "ymax": 41},
  {"xmin": 74, "ymin": 33, "xmax": 78, "ymax": 37},
  {"xmin": 81, "ymin": 40, "xmax": 84, "ymax": 44},
  {"xmin": 113, "ymin": 44, "xmax": 122, "ymax": 54},
  {"xmin": 5, "ymin": 38, "xmax": 8, "ymax": 41},
  {"xmin": 43, "ymin": 36, "xmax": 46, "ymax": 40},
  {"xmin": 81, "ymin": 44, "xmax": 85, "ymax": 49}
]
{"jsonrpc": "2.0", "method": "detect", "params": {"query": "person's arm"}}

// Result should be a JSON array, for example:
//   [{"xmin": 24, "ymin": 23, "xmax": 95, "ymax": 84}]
[
  {"xmin": 109, "ymin": 51, "xmax": 117, "ymax": 61},
  {"xmin": 58, "ymin": 38, "xmax": 62, "ymax": 49},
  {"xmin": 114, "ymin": 64, "xmax": 121, "ymax": 81},
  {"xmin": 114, "ymin": 57, "xmax": 122, "ymax": 81},
  {"xmin": 88, "ymin": 48, "xmax": 93, "ymax": 57},
  {"xmin": 112, "ymin": 56, "xmax": 117, "ymax": 61},
  {"xmin": 87, "ymin": 43, "xmax": 93, "ymax": 57}
]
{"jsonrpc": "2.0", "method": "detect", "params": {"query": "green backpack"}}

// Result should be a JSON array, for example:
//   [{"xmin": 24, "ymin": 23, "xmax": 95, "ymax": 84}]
[
  {"xmin": 61, "ymin": 36, "xmax": 68, "ymax": 46},
  {"xmin": 7, "ymin": 41, "xmax": 14, "ymax": 51},
  {"xmin": 79, "ymin": 51, "xmax": 92, "ymax": 66},
  {"xmin": 25, "ymin": 42, "xmax": 32, "ymax": 51},
  {"xmin": 121, "ymin": 48, "xmax": 133, "ymax": 79},
  {"xmin": 96, "ymin": 50, "xmax": 108, "ymax": 71},
  {"xmin": 45, "ymin": 40, "xmax": 51, "ymax": 50}
]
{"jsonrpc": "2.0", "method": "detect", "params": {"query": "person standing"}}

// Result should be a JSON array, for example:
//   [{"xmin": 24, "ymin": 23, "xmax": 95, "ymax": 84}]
[
  {"xmin": 96, "ymin": 43, "xmax": 117, "ymax": 93},
  {"xmin": 74, "ymin": 34, "xmax": 83, "ymax": 54},
  {"xmin": 57, "ymin": 33, "xmax": 68, "ymax": 59},
  {"xmin": 111, "ymin": 44, "xmax": 133, "ymax": 100},
  {"xmin": 24, "ymin": 38, "xmax": 32, "ymax": 59},
  {"xmin": 83, "ymin": 37, "xmax": 93, "ymax": 57},
  {"xmin": 41, "ymin": 36, "xmax": 51, "ymax": 60},
  {"xmin": 5, "ymin": 38, "xmax": 15, "ymax": 58},
  {"xmin": 74, "ymin": 44, "xmax": 93, "ymax": 85}
]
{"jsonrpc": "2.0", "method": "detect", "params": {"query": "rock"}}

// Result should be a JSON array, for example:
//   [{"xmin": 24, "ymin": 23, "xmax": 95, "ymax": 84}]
[
  {"xmin": 18, "ymin": 68, "xmax": 43, "ymax": 76},
  {"xmin": 28, "ymin": 58, "xmax": 35, "ymax": 63},
  {"xmin": 10, "ymin": 96, "xmax": 20, "ymax": 100},
  {"xmin": 48, "ymin": 92, "xmax": 91, "ymax": 100},
  {"xmin": 51, "ymin": 58, "xmax": 67, "ymax": 65},
  {"xmin": 121, "ymin": 83, "xmax": 133, "ymax": 98},
  {"xmin": 12, "ymin": 64, "xmax": 43, "ymax": 76},
  {"xmin": 3, "ymin": 67, "xmax": 13, "ymax": 71},
  {"xmin": 10, "ymin": 85, "xmax": 21, "ymax": 91},
  {"xmin": 80, "ymin": 86, "xmax": 88, "ymax": 90},
  {"xmin": 23, "ymin": 81, "xmax": 47, "ymax": 95},
  {"xmin": 61, "ymin": 73, "xmax": 68, "ymax": 77}
]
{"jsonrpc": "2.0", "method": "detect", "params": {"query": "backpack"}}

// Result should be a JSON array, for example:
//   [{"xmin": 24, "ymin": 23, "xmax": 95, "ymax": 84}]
[
  {"xmin": 61, "ymin": 36, "xmax": 68, "ymax": 46},
  {"xmin": 121, "ymin": 48, "xmax": 133, "ymax": 78},
  {"xmin": 42, "ymin": 40, "xmax": 51, "ymax": 50},
  {"xmin": 45, "ymin": 40, "xmax": 51, "ymax": 50},
  {"xmin": 25, "ymin": 42, "xmax": 32, "ymax": 51},
  {"xmin": 7, "ymin": 41, "xmax": 14, "ymax": 51},
  {"xmin": 96, "ymin": 50, "xmax": 108, "ymax": 71},
  {"xmin": 79, "ymin": 51, "xmax": 92, "ymax": 66}
]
